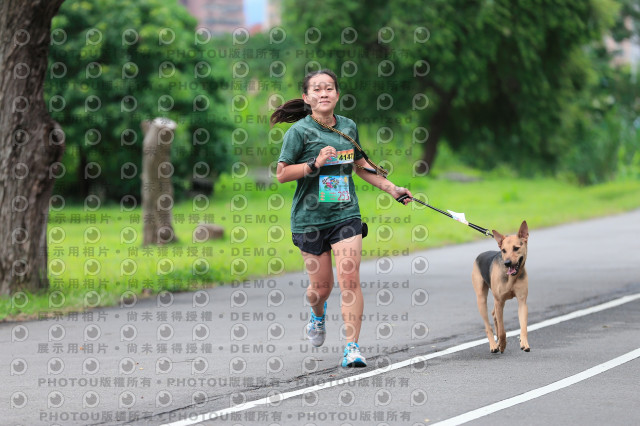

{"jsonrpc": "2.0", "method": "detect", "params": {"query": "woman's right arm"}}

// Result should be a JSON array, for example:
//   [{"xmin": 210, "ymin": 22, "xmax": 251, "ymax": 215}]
[
  {"xmin": 276, "ymin": 146, "xmax": 336, "ymax": 183},
  {"xmin": 276, "ymin": 161, "xmax": 316, "ymax": 183}
]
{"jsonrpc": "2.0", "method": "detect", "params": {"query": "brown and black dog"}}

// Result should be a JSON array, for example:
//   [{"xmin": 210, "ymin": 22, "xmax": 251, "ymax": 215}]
[{"xmin": 472, "ymin": 221, "xmax": 529, "ymax": 353}]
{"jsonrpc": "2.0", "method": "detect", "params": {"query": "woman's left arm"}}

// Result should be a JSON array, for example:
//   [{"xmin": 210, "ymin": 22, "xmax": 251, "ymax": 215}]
[{"xmin": 353, "ymin": 158, "xmax": 413, "ymax": 205}]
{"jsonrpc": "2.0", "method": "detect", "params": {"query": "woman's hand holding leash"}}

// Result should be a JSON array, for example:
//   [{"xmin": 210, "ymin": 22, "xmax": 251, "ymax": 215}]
[
  {"xmin": 391, "ymin": 187, "xmax": 413, "ymax": 205},
  {"xmin": 316, "ymin": 146, "xmax": 337, "ymax": 167}
]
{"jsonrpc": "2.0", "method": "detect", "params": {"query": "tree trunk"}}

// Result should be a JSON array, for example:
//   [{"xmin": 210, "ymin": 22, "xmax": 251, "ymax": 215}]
[
  {"xmin": 418, "ymin": 91, "xmax": 455, "ymax": 174},
  {"xmin": 0, "ymin": 0, "xmax": 66, "ymax": 295},
  {"xmin": 141, "ymin": 118, "xmax": 178, "ymax": 245},
  {"xmin": 78, "ymin": 148, "xmax": 89, "ymax": 200}
]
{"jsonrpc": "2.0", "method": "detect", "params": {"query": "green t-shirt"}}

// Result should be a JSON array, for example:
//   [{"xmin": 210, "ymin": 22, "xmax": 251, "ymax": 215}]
[{"xmin": 278, "ymin": 114, "xmax": 364, "ymax": 233}]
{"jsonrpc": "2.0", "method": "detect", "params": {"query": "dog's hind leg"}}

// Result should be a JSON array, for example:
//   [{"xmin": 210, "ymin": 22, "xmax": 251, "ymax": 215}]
[{"xmin": 473, "ymin": 265, "xmax": 498, "ymax": 353}]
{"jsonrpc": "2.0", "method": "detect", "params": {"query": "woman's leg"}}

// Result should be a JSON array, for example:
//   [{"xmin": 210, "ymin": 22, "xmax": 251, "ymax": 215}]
[
  {"xmin": 300, "ymin": 250, "xmax": 334, "ymax": 316},
  {"xmin": 331, "ymin": 235, "xmax": 363, "ymax": 343}
]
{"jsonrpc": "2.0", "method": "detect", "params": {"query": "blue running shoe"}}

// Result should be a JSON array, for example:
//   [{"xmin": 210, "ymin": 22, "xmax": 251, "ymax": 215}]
[{"xmin": 341, "ymin": 342, "xmax": 367, "ymax": 367}]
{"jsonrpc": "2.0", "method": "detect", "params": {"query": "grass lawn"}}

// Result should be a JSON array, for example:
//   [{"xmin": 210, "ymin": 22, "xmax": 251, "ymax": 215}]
[{"xmin": 2, "ymin": 169, "xmax": 639, "ymax": 321}]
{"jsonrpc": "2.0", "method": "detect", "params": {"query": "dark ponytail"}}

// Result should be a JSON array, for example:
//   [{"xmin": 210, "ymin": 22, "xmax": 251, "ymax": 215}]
[
  {"xmin": 270, "ymin": 69, "xmax": 339, "ymax": 126},
  {"xmin": 269, "ymin": 98, "xmax": 310, "ymax": 125}
]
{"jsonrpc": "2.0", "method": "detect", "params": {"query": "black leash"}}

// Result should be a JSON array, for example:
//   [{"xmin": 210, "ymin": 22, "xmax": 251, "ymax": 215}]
[
  {"xmin": 310, "ymin": 115, "xmax": 389, "ymax": 177},
  {"xmin": 310, "ymin": 119, "xmax": 492, "ymax": 237},
  {"xmin": 396, "ymin": 195, "xmax": 493, "ymax": 237}
]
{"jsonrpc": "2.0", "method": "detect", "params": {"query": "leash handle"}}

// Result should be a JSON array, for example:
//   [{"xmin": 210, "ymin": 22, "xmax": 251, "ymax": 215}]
[
  {"xmin": 396, "ymin": 194, "xmax": 412, "ymax": 204},
  {"xmin": 396, "ymin": 195, "xmax": 451, "ymax": 217}
]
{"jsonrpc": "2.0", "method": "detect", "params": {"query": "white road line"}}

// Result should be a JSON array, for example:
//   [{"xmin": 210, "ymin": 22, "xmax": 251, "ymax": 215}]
[
  {"xmin": 161, "ymin": 293, "xmax": 640, "ymax": 426},
  {"xmin": 432, "ymin": 347, "xmax": 640, "ymax": 426}
]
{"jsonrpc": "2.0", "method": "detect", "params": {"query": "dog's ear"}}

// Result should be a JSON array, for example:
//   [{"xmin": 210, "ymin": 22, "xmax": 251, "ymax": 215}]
[
  {"xmin": 518, "ymin": 221, "xmax": 529, "ymax": 242},
  {"xmin": 493, "ymin": 230, "xmax": 504, "ymax": 248}
]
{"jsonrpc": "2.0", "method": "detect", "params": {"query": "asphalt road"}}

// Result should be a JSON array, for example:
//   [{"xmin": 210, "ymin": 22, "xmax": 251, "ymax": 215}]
[{"xmin": 3, "ymin": 210, "xmax": 640, "ymax": 426}]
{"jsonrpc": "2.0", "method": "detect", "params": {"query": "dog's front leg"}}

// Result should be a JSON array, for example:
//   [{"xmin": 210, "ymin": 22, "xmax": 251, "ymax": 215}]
[
  {"xmin": 493, "ymin": 299, "xmax": 507, "ymax": 353},
  {"xmin": 476, "ymin": 293, "xmax": 499, "ymax": 353},
  {"xmin": 517, "ymin": 294, "xmax": 530, "ymax": 352}
]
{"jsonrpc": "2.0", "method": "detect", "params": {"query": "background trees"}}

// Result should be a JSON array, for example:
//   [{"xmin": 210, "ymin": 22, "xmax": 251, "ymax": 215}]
[
  {"xmin": 557, "ymin": 0, "xmax": 640, "ymax": 184},
  {"xmin": 45, "ymin": 0, "xmax": 231, "ymax": 201},
  {"xmin": 280, "ymin": 0, "xmax": 634, "ymax": 179},
  {"xmin": 41, "ymin": 0, "xmax": 640, "ymax": 202},
  {"xmin": 1, "ymin": 0, "xmax": 638, "ymax": 297}
]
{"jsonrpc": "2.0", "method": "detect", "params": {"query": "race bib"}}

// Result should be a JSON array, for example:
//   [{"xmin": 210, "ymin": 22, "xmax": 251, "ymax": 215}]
[
  {"xmin": 323, "ymin": 149, "xmax": 355, "ymax": 166},
  {"xmin": 319, "ymin": 175, "xmax": 351, "ymax": 202}
]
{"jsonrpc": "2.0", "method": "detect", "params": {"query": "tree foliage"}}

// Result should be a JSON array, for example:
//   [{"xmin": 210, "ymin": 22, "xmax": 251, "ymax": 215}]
[
  {"xmin": 282, "ymin": 0, "xmax": 620, "ymax": 175},
  {"xmin": 558, "ymin": 28, "xmax": 640, "ymax": 183},
  {"xmin": 46, "ymin": 0, "xmax": 231, "ymax": 201}
]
